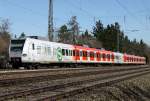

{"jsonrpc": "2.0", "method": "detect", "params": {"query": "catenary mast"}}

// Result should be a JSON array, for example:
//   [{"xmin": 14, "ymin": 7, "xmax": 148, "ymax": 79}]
[{"xmin": 48, "ymin": 0, "xmax": 53, "ymax": 41}]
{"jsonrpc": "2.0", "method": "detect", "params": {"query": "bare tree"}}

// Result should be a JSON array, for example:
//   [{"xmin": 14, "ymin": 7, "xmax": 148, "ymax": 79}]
[
  {"xmin": 0, "ymin": 19, "xmax": 10, "ymax": 34},
  {"xmin": 68, "ymin": 16, "xmax": 80, "ymax": 44},
  {"xmin": 0, "ymin": 19, "xmax": 11, "ymax": 57}
]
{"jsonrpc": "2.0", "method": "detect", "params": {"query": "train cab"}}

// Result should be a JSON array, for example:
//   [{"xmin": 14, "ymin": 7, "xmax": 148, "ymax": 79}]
[{"xmin": 9, "ymin": 38, "xmax": 26, "ymax": 68}]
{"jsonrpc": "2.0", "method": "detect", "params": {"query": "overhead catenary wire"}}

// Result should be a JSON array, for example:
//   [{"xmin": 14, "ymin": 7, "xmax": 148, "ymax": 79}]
[
  {"xmin": 66, "ymin": 0, "xmax": 96, "ymax": 19},
  {"xmin": 3, "ymin": 0, "xmax": 150, "ymax": 35},
  {"xmin": 115, "ymin": 0, "xmax": 146, "ymax": 27},
  {"xmin": 4, "ymin": 0, "xmax": 66, "ymax": 28},
  {"xmin": 140, "ymin": 0, "xmax": 150, "ymax": 30},
  {"xmin": 3, "ymin": 0, "xmax": 48, "ymax": 33}
]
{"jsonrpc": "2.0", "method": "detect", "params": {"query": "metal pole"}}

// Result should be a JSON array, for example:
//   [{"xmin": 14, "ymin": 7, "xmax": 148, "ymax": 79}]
[
  {"xmin": 117, "ymin": 31, "xmax": 119, "ymax": 52},
  {"xmin": 48, "ymin": 0, "xmax": 53, "ymax": 41}
]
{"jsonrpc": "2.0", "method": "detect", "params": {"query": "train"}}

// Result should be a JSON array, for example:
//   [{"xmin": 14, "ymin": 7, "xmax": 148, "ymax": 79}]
[{"xmin": 9, "ymin": 37, "xmax": 146, "ymax": 69}]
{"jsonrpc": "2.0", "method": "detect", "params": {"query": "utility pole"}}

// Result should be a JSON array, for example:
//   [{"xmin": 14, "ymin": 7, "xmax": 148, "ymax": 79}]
[
  {"xmin": 48, "ymin": 0, "xmax": 53, "ymax": 41},
  {"xmin": 117, "ymin": 31, "xmax": 119, "ymax": 52}
]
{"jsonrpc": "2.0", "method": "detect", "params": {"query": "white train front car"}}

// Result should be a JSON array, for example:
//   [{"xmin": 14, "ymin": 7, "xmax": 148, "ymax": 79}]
[
  {"xmin": 10, "ymin": 38, "xmax": 76, "ymax": 68},
  {"xmin": 9, "ymin": 38, "xmax": 25, "ymax": 68}
]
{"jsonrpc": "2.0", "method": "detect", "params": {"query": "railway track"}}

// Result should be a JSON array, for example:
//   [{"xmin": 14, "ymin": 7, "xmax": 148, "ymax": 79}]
[
  {"xmin": 42, "ymin": 70, "xmax": 150, "ymax": 101},
  {"xmin": 0, "ymin": 65, "xmax": 147, "ymax": 75},
  {"xmin": 0, "ymin": 65, "xmax": 149, "ymax": 101},
  {"xmin": 0, "ymin": 65, "xmax": 148, "ymax": 87}
]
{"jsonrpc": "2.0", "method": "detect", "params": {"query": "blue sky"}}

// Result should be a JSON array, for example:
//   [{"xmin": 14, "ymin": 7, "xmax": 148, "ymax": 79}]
[{"xmin": 0, "ymin": 0, "xmax": 150, "ymax": 45}]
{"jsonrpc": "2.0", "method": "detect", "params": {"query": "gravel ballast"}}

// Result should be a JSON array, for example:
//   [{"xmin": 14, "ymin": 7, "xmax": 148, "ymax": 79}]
[{"xmin": 62, "ymin": 73, "xmax": 150, "ymax": 101}]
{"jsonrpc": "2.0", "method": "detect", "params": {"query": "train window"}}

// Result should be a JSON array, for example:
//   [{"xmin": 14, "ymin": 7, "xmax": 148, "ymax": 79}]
[
  {"xmin": 85, "ymin": 51, "xmax": 87, "ymax": 57},
  {"xmin": 53, "ymin": 48, "xmax": 56, "ymax": 56},
  {"xmin": 100, "ymin": 53, "xmax": 102, "ymax": 60},
  {"xmin": 62, "ymin": 49, "xmax": 65, "ymax": 56},
  {"xmin": 76, "ymin": 50, "xmax": 79, "ymax": 56},
  {"xmin": 90, "ymin": 52, "xmax": 92, "ymax": 57},
  {"xmin": 115, "ymin": 56, "xmax": 118, "ymax": 60},
  {"xmin": 116, "ymin": 56, "xmax": 120, "ymax": 60},
  {"xmin": 66, "ymin": 50, "xmax": 68, "ymax": 56},
  {"xmin": 93, "ymin": 52, "xmax": 94, "ymax": 58},
  {"xmin": 80, "ymin": 51, "xmax": 82, "ymax": 57},
  {"xmin": 45, "ymin": 47, "xmax": 47, "ymax": 54},
  {"xmin": 10, "ymin": 39, "xmax": 25, "ymax": 52},
  {"xmin": 107, "ymin": 54, "xmax": 110, "ymax": 60},
  {"xmin": 102, "ymin": 54, "xmax": 106, "ymax": 59},
  {"xmin": 69, "ymin": 50, "xmax": 71, "ymax": 56},
  {"xmin": 90, "ymin": 52, "xmax": 94, "ymax": 58},
  {"xmin": 70, "ymin": 50, "xmax": 72, "ymax": 56},
  {"xmin": 83, "ymin": 51, "xmax": 87, "ymax": 57},
  {"xmin": 82, "ymin": 51, "xmax": 84, "ymax": 57},
  {"xmin": 37, "ymin": 46, "xmax": 41, "ymax": 54},
  {"xmin": 68, "ymin": 50, "xmax": 71, "ymax": 56},
  {"xmin": 83, "ymin": 51, "xmax": 85, "ymax": 57},
  {"xmin": 73, "ymin": 50, "xmax": 75, "ymax": 56},
  {"xmin": 47, "ymin": 47, "xmax": 51, "ymax": 55},
  {"xmin": 32, "ymin": 44, "xmax": 35, "ymax": 50},
  {"xmin": 130, "ymin": 57, "xmax": 132, "ymax": 62},
  {"xmin": 97, "ymin": 53, "xmax": 100, "ymax": 58},
  {"xmin": 127, "ymin": 57, "xmax": 129, "ymax": 61},
  {"xmin": 91, "ymin": 52, "xmax": 93, "ymax": 58},
  {"xmin": 111, "ymin": 54, "xmax": 114, "ymax": 60},
  {"xmin": 100, "ymin": 53, "xmax": 102, "ymax": 59}
]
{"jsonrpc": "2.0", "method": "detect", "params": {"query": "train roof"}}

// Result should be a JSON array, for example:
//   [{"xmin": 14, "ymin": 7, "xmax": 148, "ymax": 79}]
[{"xmin": 11, "ymin": 36, "xmax": 49, "ymax": 41}]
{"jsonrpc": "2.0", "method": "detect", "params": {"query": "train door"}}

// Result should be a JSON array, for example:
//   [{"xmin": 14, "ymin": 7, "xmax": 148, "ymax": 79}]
[
  {"xmin": 114, "ymin": 53, "xmax": 119, "ymax": 64},
  {"xmin": 41, "ymin": 44, "xmax": 48, "ymax": 62},
  {"xmin": 35, "ymin": 43, "xmax": 47, "ymax": 63},
  {"xmin": 114, "ymin": 53, "xmax": 123, "ymax": 64},
  {"xmin": 26, "ymin": 42, "xmax": 34, "ymax": 63}
]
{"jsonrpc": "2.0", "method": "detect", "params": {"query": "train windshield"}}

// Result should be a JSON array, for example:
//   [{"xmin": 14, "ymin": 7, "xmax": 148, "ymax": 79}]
[{"xmin": 10, "ymin": 39, "xmax": 25, "ymax": 52}]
